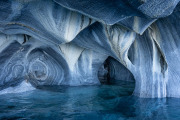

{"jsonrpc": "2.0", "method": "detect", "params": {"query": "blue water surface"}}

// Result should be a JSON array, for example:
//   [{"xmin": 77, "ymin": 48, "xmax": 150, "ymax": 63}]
[{"xmin": 0, "ymin": 81, "xmax": 180, "ymax": 120}]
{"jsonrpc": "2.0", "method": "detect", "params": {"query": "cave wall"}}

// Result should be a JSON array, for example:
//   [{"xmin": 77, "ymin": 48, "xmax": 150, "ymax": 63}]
[{"xmin": 0, "ymin": 0, "xmax": 180, "ymax": 98}]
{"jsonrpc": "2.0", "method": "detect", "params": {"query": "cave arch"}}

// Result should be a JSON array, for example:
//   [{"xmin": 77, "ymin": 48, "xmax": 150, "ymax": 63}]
[{"xmin": 98, "ymin": 57, "xmax": 135, "ymax": 85}]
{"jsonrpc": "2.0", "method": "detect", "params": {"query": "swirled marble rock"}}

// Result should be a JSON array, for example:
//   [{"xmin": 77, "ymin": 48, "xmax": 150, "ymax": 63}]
[{"xmin": 0, "ymin": 0, "xmax": 180, "ymax": 98}]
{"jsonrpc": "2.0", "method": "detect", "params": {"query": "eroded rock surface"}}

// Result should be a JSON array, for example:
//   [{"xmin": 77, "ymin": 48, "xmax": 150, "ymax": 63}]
[{"xmin": 0, "ymin": 0, "xmax": 180, "ymax": 98}]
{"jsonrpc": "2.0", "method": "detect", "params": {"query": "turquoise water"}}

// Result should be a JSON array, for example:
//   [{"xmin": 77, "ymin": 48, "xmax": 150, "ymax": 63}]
[{"xmin": 0, "ymin": 81, "xmax": 180, "ymax": 120}]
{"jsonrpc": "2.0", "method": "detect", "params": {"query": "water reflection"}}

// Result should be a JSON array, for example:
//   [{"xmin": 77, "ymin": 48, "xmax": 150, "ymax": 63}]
[{"xmin": 0, "ymin": 81, "xmax": 180, "ymax": 120}]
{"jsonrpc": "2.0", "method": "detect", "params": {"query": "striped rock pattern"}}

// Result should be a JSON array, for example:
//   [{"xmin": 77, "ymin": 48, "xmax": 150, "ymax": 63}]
[{"xmin": 0, "ymin": 0, "xmax": 180, "ymax": 98}]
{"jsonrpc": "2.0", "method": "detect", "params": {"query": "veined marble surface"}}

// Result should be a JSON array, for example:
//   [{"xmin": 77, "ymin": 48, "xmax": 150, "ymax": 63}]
[{"xmin": 0, "ymin": 0, "xmax": 180, "ymax": 98}]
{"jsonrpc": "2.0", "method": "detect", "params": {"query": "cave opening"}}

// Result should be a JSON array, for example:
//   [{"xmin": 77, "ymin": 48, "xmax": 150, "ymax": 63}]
[{"xmin": 98, "ymin": 57, "xmax": 135, "ymax": 94}]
